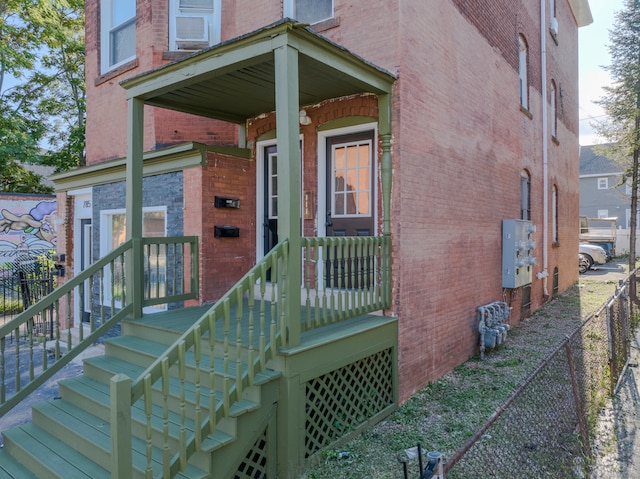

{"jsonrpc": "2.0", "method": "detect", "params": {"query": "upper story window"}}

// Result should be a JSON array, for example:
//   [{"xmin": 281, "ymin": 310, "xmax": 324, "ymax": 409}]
[
  {"xmin": 518, "ymin": 35, "xmax": 529, "ymax": 110},
  {"xmin": 100, "ymin": 0, "xmax": 136, "ymax": 74},
  {"xmin": 549, "ymin": 0, "xmax": 558, "ymax": 39},
  {"xmin": 284, "ymin": 0, "xmax": 333, "ymax": 25},
  {"xmin": 552, "ymin": 185, "xmax": 558, "ymax": 244},
  {"xmin": 550, "ymin": 79, "xmax": 557, "ymax": 139},
  {"xmin": 597, "ymin": 177, "xmax": 608, "ymax": 190},
  {"xmin": 169, "ymin": 0, "xmax": 220, "ymax": 51},
  {"xmin": 521, "ymin": 170, "xmax": 531, "ymax": 221}
]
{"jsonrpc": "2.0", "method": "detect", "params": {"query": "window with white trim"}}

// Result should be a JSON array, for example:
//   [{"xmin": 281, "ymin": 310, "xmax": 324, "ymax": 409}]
[
  {"xmin": 169, "ymin": 0, "xmax": 220, "ymax": 51},
  {"xmin": 597, "ymin": 177, "xmax": 608, "ymax": 190},
  {"xmin": 521, "ymin": 170, "xmax": 531, "ymax": 221},
  {"xmin": 552, "ymin": 185, "xmax": 558, "ymax": 244},
  {"xmin": 101, "ymin": 208, "xmax": 167, "ymax": 311},
  {"xmin": 550, "ymin": 80, "xmax": 557, "ymax": 138},
  {"xmin": 597, "ymin": 210, "xmax": 609, "ymax": 219},
  {"xmin": 549, "ymin": 0, "xmax": 559, "ymax": 40},
  {"xmin": 100, "ymin": 0, "xmax": 136, "ymax": 74},
  {"xmin": 519, "ymin": 35, "xmax": 528, "ymax": 110},
  {"xmin": 284, "ymin": 0, "xmax": 333, "ymax": 24},
  {"xmin": 332, "ymin": 139, "xmax": 372, "ymax": 217}
]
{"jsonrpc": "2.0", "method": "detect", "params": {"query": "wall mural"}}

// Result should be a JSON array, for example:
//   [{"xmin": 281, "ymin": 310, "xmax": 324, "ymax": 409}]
[{"xmin": 0, "ymin": 200, "xmax": 58, "ymax": 259}]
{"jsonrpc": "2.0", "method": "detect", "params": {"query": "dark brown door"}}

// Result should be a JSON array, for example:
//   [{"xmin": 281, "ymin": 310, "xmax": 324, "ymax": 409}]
[{"xmin": 325, "ymin": 131, "xmax": 375, "ymax": 288}]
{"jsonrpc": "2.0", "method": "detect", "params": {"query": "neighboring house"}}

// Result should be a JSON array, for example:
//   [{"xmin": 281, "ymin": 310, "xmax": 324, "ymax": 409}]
[
  {"xmin": 2, "ymin": 1, "xmax": 592, "ymax": 478},
  {"xmin": 579, "ymin": 144, "xmax": 629, "ymax": 228}
]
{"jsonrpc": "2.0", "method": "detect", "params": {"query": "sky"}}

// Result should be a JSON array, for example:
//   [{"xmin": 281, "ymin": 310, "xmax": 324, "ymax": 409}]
[{"xmin": 579, "ymin": 0, "xmax": 625, "ymax": 145}]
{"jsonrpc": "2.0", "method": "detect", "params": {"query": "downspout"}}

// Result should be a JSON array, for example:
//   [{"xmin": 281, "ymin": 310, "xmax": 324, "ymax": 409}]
[{"xmin": 537, "ymin": 0, "xmax": 550, "ymax": 297}]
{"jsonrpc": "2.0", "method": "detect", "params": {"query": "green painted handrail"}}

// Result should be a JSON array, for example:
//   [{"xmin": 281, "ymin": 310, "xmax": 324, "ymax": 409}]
[
  {"xmin": 301, "ymin": 235, "xmax": 391, "ymax": 331},
  {"xmin": 122, "ymin": 239, "xmax": 289, "ymax": 479},
  {"xmin": 0, "ymin": 236, "xmax": 199, "ymax": 420}
]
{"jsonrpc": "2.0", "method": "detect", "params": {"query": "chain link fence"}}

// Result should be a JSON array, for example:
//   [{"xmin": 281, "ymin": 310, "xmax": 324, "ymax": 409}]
[{"xmin": 434, "ymin": 272, "xmax": 636, "ymax": 478}]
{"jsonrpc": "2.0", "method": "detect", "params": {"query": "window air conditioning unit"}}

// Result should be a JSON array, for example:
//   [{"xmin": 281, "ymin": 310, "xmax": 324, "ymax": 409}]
[
  {"xmin": 550, "ymin": 17, "xmax": 559, "ymax": 37},
  {"xmin": 175, "ymin": 15, "xmax": 209, "ymax": 50}
]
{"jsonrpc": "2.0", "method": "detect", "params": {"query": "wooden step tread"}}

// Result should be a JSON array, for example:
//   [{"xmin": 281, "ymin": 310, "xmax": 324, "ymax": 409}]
[
  {"xmin": 3, "ymin": 424, "xmax": 110, "ymax": 479},
  {"xmin": 58, "ymin": 376, "xmax": 198, "ymax": 438},
  {"xmin": 0, "ymin": 451, "xmax": 39, "ymax": 479},
  {"xmin": 31, "ymin": 400, "xmax": 208, "ymax": 479},
  {"xmin": 105, "ymin": 335, "xmax": 248, "ymax": 374},
  {"xmin": 82, "ymin": 355, "xmax": 224, "ymax": 411}
]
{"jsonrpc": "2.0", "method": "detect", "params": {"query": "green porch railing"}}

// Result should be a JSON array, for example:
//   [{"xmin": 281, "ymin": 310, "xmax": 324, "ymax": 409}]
[
  {"xmin": 115, "ymin": 239, "xmax": 289, "ymax": 479},
  {"xmin": 0, "ymin": 236, "xmax": 199, "ymax": 420},
  {"xmin": 301, "ymin": 235, "xmax": 391, "ymax": 331},
  {"xmin": 112, "ymin": 235, "xmax": 391, "ymax": 479}
]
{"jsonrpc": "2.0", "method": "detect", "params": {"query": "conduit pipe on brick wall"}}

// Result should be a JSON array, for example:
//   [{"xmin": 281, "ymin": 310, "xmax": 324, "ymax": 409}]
[{"xmin": 538, "ymin": 0, "xmax": 550, "ymax": 296}]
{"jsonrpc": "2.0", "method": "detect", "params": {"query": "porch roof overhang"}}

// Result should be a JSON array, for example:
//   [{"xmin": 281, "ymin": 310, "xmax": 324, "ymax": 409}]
[
  {"xmin": 50, "ymin": 142, "xmax": 250, "ymax": 192},
  {"xmin": 120, "ymin": 19, "xmax": 396, "ymax": 125}
]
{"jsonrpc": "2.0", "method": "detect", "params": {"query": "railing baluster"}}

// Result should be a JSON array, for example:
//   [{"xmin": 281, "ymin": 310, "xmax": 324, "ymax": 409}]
[
  {"xmin": 235, "ymin": 288, "xmax": 243, "ymax": 398},
  {"xmin": 28, "ymin": 319, "xmax": 34, "ymax": 381},
  {"xmin": 207, "ymin": 313, "xmax": 217, "ymax": 433},
  {"xmin": 247, "ymin": 273, "xmax": 256, "ymax": 385},
  {"xmin": 0, "ymin": 337, "xmax": 5, "ymax": 403},
  {"xmin": 193, "ymin": 327, "xmax": 202, "ymax": 449},
  {"xmin": 259, "ymin": 263, "xmax": 267, "ymax": 369},
  {"xmin": 222, "ymin": 299, "xmax": 231, "ymax": 415},
  {"xmin": 279, "ymin": 245, "xmax": 289, "ymax": 343},
  {"xmin": 14, "ymin": 326, "xmax": 20, "ymax": 392},
  {"xmin": 99, "ymin": 267, "xmax": 105, "ymax": 326},
  {"xmin": 269, "ymin": 253, "xmax": 277, "ymax": 359},
  {"xmin": 161, "ymin": 357, "xmax": 171, "ymax": 479},
  {"xmin": 143, "ymin": 374, "xmax": 153, "ymax": 479},
  {"xmin": 178, "ymin": 340, "xmax": 187, "ymax": 471},
  {"xmin": 154, "ymin": 243, "xmax": 161, "ymax": 300},
  {"xmin": 304, "ymin": 244, "xmax": 311, "ymax": 331},
  {"xmin": 322, "ymin": 239, "xmax": 330, "ymax": 326},
  {"xmin": 89, "ymin": 274, "xmax": 95, "ymax": 333},
  {"xmin": 172, "ymin": 242, "xmax": 178, "ymax": 296}
]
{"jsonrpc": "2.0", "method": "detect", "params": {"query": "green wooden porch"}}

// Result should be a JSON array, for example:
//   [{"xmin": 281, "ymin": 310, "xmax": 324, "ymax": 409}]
[
  {"xmin": 0, "ymin": 20, "xmax": 398, "ymax": 478},
  {"xmin": 0, "ymin": 234, "xmax": 397, "ymax": 478}
]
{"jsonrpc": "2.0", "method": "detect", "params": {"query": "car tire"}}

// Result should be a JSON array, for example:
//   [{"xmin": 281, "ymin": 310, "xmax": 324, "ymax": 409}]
[
  {"xmin": 579, "ymin": 253, "xmax": 593, "ymax": 272},
  {"xmin": 579, "ymin": 254, "xmax": 589, "ymax": 274}
]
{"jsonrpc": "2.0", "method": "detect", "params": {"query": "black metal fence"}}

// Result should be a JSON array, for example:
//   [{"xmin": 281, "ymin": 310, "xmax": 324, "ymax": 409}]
[
  {"xmin": 439, "ymin": 272, "xmax": 636, "ymax": 478},
  {"xmin": 0, "ymin": 249, "xmax": 56, "ymax": 340}
]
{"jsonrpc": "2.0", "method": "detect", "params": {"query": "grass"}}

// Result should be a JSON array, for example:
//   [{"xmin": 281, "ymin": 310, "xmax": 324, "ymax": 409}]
[{"xmin": 300, "ymin": 273, "xmax": 625, "ymax": 479}]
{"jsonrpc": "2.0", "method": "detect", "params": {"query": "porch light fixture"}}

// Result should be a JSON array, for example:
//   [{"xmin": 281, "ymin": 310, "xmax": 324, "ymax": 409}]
[{"xmin": 299, "ymin": 110, "xmax": 312, "ymax": 125}]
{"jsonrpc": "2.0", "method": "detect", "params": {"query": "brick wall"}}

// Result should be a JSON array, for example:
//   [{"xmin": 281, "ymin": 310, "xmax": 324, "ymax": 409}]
[
  {"xmin": 197, "ymin": 152, "xmax": 256, "ymax": 303},
  {"xmin": 81, "ymin": 0, "xmax": 582, "ymax": 403},
  {"xmin": 385, "ymin": 0, "xmax": 580, "ymax": 401},
  {"xmin": 84, "ymin": 0, "xmax": 239, "ymax": 165}
]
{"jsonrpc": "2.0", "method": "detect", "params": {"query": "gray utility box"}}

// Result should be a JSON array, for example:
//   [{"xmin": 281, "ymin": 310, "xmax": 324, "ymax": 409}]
[{"xmin": 502, "ymin": 219, "xmax": 536, "ymax": 288}]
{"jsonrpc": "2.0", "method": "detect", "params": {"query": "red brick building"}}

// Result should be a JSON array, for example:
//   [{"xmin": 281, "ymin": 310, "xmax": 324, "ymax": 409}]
[{"xmin": 53, "ymin": 0, "xmax": 592, "ymax": 403}]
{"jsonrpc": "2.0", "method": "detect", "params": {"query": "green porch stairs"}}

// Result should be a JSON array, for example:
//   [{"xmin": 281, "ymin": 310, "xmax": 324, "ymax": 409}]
[{"xmin": 0, "ymin": 235, "xmax": 397, "ymax": 478}]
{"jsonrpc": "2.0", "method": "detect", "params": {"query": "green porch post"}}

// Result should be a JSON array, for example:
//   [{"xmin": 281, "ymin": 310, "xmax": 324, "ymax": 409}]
[
  {"xmin": 274, "ymin": 44, "xmax": 302, "ymax": 348},
  {"xmin": 126, "ymin": 97, "xmax": 145, "ymax": 318},
  {"xmin": 378, "ymin": 93, "xmax": 392, "ymax": 308}
]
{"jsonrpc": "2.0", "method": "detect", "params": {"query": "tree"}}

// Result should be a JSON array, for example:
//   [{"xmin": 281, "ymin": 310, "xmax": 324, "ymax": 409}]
[
  {"xmin": 0, "ymin": 0, "xmax": 85, "ymax": 192},
  {"xmin": 594, "ymin": 0, "xmax": 640, "ymax": 274}
]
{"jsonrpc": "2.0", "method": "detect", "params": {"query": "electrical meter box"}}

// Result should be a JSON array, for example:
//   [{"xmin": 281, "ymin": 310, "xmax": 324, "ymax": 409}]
[{"xmin": 502, "ymin": 219, "xmax": 536, "ymax": 288}]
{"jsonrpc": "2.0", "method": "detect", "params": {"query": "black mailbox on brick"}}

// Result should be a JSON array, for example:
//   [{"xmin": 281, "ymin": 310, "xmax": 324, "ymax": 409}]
[{"xmin": 215, "ymin": 225, "xmax": 240, "ymax": 238}]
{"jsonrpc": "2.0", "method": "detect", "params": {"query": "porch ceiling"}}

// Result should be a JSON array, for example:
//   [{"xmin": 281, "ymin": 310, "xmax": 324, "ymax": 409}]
[{"xmin": 120, "ymin": 20, "xmax": 396, "ymax": 124}]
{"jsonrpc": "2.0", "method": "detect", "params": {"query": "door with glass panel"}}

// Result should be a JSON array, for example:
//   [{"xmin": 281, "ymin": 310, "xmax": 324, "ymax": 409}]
[
  {"xmin": 262, "ymin": 145, "xmax": 279, "ymax": 257},
  {"xmin": 81, "ymin": 219, "xmax": 92, "ymax": 323},
  {"xmin": 325, "ymin": 131, "xmax": 375, "ymax": 288}
]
